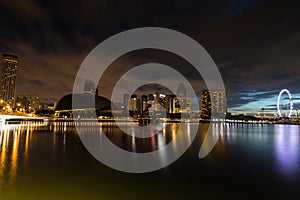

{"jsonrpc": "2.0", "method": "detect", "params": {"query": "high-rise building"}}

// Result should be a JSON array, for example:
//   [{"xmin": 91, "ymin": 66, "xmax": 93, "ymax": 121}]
[
  {"xmin": 128, "ymin": 95, "xmax": 138, "ymax": 111},
  {"xmin": 200, "ymin": 90, "xmax": 227, "ymax": 119},
  {"xmin": 166, "ymin": 94, "xmax": 177, "ymax": 114},
  {"xmin": 176, "ymin": 83, "xmax": 186, "ymax": 97},
  {"xmin": 176, "ymin": 83, "xmax": 190, "ymax": 113},
  {"xmin": 152, "ymin": 93, "xmax": 166, "ymax": 112},
  {"xmin": 177, "ymin": 96, "xmax": 191, "ymax": 113},
  {"xmin": 0, "ymin": 52, "xmax": 19, "ymax": 108},
  {"xmin": 141, "ymin": 95, "xmax": 148, "ymax": 111},
  {"xmin": 123, "ymin": 93, "xmax": 130, "ymax": 110}
]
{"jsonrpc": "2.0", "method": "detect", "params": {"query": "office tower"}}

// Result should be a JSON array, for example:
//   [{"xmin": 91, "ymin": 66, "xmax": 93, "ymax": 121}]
[
  {"xmin": 176, "ymin": 83, "xmax": 186, "ymax": 97},
  {"xmin": 128, "ymin": 95, "xmax": 137, "ymax": 111},
  {"xmin": 200, "ymin": 89, "xmax": 227, "ymax": 119},
  {"xmin": 176, "ymin": 83, "xmax": 190, "ymax": 113},
  {"xmin": 166, "ymin": 94, "xmax": 177, "ymax": 114},
  {"xmin": 123, "ymin": 93, "xmax": 130, "ymax": 110},
  {"xmin": 0, "ymin": 52, "xmax": 19, "ymax": 108},
  {"xmin": 151, "ymin": 93, "xmax": 166, "ymax": 112},
  {"xmin": 141, "ymin": 95, "xmax": 148, "ymax": 112},
  {"xmin": 177, "ymin": 96, "xmax": 191, "ymax": 113}
]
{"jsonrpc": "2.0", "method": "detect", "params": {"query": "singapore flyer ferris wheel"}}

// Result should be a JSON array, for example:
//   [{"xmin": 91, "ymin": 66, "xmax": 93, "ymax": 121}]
[{"xmin": 277, "ymin": 89, "xmax": 293, "ymax": 118}]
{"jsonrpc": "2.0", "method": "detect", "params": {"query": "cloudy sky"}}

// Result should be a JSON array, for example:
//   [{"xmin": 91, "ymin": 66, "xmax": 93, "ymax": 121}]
[{"xmin": 0, "ymin": 0, "xmax": 299, "ymax": 114}]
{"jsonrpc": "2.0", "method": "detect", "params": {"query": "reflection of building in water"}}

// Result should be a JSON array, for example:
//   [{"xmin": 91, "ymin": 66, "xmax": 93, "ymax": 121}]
[
  {"xmin": 275, "ymin": 125, "xmax": 299, "ymax": 177},
  {"xmin": 0, "ymin": 124, "xmax": 36, "ymax": 188},
  {"xmin": 200, "ymin": 90, "xmax": 227, "ymax": 119}
]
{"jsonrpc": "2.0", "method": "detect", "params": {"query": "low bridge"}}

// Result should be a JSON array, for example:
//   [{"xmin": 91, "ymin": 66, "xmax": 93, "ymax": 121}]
[{"xmin": 0, "ymin": 114, "xmax": 45, "ymax": 126}]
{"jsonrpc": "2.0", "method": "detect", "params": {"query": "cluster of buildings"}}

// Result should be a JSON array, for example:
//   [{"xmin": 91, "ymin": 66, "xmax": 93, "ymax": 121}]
[
  {"xmin": 54, "ymin": 79, "xmax": 227, "ymax": 120},
  {"xmin": 122, "ymin": 83, "xmax": 227, "ymax": 120},
  {"xmin": 122, "ymin": 83, "xmax": 191, "ymax": 118},
  {"xmin": 0, "ymin": 52, "xmax": 42, "ymax": 114}
]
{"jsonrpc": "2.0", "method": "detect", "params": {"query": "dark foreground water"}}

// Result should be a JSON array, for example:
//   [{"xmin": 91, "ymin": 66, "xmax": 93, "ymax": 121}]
[{"xmin": 0, "ymin": 122, "xmax": 300, "ymax": 199}]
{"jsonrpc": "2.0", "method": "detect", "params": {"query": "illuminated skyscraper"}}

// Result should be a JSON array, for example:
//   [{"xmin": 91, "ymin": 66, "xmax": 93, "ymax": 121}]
[
  {"xmin": 141, "ymin": 95, "xmax": 148, "ymax": 111},
  {"xmin": 123, "ymin": 93, "xmax": 130, "ymax": 110},
  {"xmin": 166, "ymin": 94, "xmax": 177, "ymax": 114},
  {"xmin": 176, "ymin": 83, "xmax": 190, "ymax": 113},
  {"xmin": 200, "ymin": 89, "xmax": 227, "ymax": 119},
  {"xmin": 176, "ymin": 83, "xmax": 186, "ymax": 97},
  {"xmin": 0, "ymin": 52, "xmax": 19, "ymax": 108},
  {"xmin": 128, "ymin": 95, "xmax": 137, "ymax": 111}
]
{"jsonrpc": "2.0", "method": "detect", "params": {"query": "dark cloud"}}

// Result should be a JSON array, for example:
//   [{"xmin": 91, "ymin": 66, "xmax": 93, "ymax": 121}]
[{"xmin": 0, "ymin": 0, "xmax": 299, "ymax": 110}]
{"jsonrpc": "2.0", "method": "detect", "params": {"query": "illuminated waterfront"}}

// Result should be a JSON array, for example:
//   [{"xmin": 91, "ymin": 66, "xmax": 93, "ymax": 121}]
[{"xmin": 0, "ymin": 122, "xmax": 300, "ymax": 199}]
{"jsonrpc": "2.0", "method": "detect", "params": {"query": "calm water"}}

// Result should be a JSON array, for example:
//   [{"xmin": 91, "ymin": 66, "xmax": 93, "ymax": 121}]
[{"xmin": 0, "ymin": 122, "xmax": 300, "ymax": 199}]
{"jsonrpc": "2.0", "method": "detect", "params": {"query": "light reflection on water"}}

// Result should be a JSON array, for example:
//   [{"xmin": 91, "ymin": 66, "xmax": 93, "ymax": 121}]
[
  {"xmin": 275, "ymin": 124, "xmax": 300, "ymax": 178},
  {"xmin": 0, "ymin": 123, "xmax": 43, "ymax": 195},
  {"xmin": 0, "ymin": 122, "xmax": 300, "ymax": 199}
]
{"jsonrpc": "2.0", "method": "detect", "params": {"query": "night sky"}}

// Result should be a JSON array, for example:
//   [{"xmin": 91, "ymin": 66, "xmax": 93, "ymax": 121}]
[{"xmin": 0, "ymin": 0, "xmax": 299, "ymax": 114}]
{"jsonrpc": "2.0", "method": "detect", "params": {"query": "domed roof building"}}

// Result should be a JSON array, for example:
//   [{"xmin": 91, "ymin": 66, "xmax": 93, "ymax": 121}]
[
  {"xmin": 55, "ymin": 93, "xmax": 116, "ymax": 118},
  {"xmin": 55, "ymin": 93, "xmax": 112, "ymax": 111}
]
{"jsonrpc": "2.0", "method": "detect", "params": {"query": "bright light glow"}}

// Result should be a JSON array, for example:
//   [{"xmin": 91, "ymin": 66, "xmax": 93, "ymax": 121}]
[{"xmin": 277, "ymin": 89, "xmax": 293, "ymax": 118}]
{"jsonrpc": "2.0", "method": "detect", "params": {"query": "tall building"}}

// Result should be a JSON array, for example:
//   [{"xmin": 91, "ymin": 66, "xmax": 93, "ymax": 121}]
[
  {"xmin": 141, "ymin": 95, "xmax": 148, "ymax": 111},
  {"xmin": 176, "ymin": 83, "xmax": 186, "ymax": 97},
  {"xmin": 176, "ymin": 83, "xmax": 190, "ymax": 113},
  {"xmin": 123, "ymin": 93, "xmax": 130, "ymax": 110},
  {"xmin": 152, "ymin": 93, "xmax": 166, "ymax": 112},
  {"xmin": 200, "ymin": 90, "xmax": 227, "ymax": 119},
  {"xmin": 0, "ymin": 52, "xmax": 19, "ymax": 108},
  {"xmin": 166, "ymin": 94, "xmax": 177, "ymax": 114},
  {"xmin": 128, "ymin": 95, "xmax": 137, "ymax": 111}
]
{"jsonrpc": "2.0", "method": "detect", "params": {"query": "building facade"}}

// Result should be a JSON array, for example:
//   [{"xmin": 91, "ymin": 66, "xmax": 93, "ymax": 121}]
[
  {"xmin": 16, "ymin": 95, "xmax": 40, "ymax": 113},
  {"xmin": 0, "ymin": 52, "xmax": 19, "ymax": 109},
  {"xmin": 128, "ymin": 95, "xmax": 138, "ymax": 111},
  {"xmin": 200, "ymin": 90, "xmax": 227, "ymax": 119},
  {"xmin": 176, "ymin": 83, "xmax": 190, "ymax": 114}
]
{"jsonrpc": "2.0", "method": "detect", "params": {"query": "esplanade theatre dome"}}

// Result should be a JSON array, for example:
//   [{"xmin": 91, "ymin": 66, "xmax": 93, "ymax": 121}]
[{"xmin": 55, "ymin": 93, "xmax": 112, "ymax": 111}]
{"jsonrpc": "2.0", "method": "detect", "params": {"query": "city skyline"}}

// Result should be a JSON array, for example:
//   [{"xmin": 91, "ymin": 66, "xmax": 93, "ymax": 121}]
[
  {"xmin": 0, "ymin": 1, "xmax": 299, "ymax": 114},
  {"xmin": 0, "ymin": 51, "xmax": 298, "ymax": 116},
  {"xmin": 1, "ymin": 2, "xmax": 300, "ymax": 199}
]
